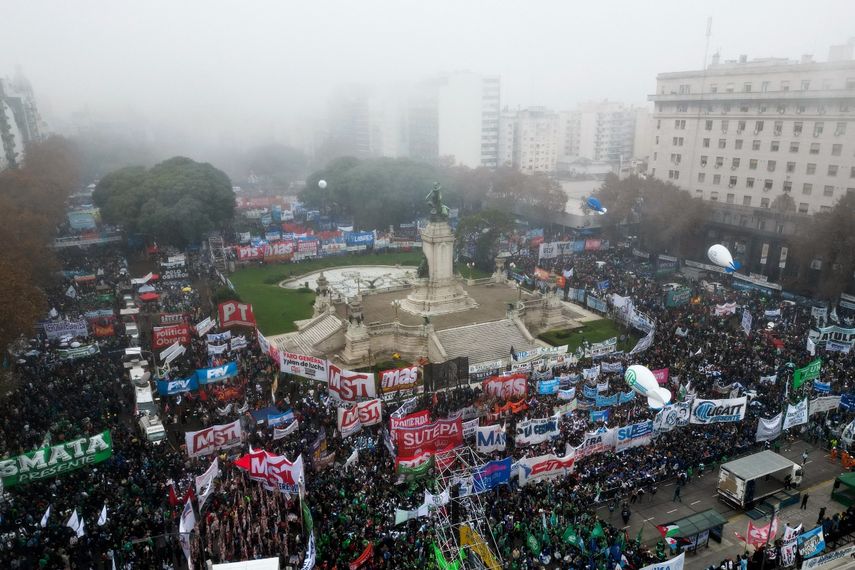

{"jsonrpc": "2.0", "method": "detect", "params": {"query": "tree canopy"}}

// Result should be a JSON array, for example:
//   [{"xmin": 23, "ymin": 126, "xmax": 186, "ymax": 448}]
[
  {"xmin": 240, "ymin": 143, "xmax": 307, "ymax": 188},
  {"xmin": 93, "ymin": 156, "xmax": 234, "ymax": 245},
  {"xmin": 593, "ymin": 174, "xmax": 710, "ymax": 257},
  {"xmin": 455, "ymin": 209, "xmax": 515, "ymax": 271}
]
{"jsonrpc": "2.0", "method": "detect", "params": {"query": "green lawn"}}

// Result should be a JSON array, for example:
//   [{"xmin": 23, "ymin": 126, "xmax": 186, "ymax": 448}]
[
  {"xmin": 538, "ymin": 319, "xmax": 639, "ymax": 353},
  {"xmin": 232, "ymin": 251, "xmax": 495, "ymax": 335}
]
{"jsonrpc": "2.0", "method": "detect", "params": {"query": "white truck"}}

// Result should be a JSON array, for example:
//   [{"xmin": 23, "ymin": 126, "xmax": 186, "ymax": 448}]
[{"xmin": 717, "ymin": 450, "xmax": 803, "ymax": 509}]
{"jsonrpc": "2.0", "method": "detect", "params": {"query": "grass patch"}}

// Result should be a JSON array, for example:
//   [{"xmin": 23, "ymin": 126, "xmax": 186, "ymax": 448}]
[{"xmin": 538, "ymin": 319, "xmax": 638, "ymax": 353}]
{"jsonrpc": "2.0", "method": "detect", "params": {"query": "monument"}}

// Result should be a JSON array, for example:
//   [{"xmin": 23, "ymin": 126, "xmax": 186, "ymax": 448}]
[{"xmin": 399, "ymin": 183, "xmax": 478, "ymax": 316}]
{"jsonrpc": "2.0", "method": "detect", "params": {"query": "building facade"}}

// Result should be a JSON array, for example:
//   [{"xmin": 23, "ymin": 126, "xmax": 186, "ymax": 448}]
[
  {"xmin": 648, "ymin": 51, "xmax": 855, "ymax": 215},
  {"xmin": 0, "ymin": 71, "xmax": 43, "ymax": 170},
  {"xmin": 513, "ymin": 107, "xmax": 559, "ymax": 174},
  {"xmin": 557, "ymin": 101, "xmax": 638, "ymax": 165}
]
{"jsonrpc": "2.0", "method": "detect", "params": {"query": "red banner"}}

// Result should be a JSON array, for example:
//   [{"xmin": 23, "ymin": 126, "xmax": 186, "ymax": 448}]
[
  {"xmin": 380, "ymin": 366, "xmax": 419, "ymax": 394},
  {"xmin": 328, "ymin": 364, "xmax": 376, "ymax": 402},
  {"xmin": 235, "ymin": 245, "xmax": 264, "ymax": 261},
  {"xmin": 218, "ymin": 301, "xmax": 256, "ymax": 328},
  {"xmin": 152, "ymin": 324, "xmax": 191, "ymax": 350},
  {"xmin": 651, "ymin": 367, "xmax": 669, "ymax": 385},
  {"xmin": 349, "ymin": 543, "xmax": 373, "ymax": 570},
  {"xmin": 92, "ymin": 323, "xmax": 115, "ymax": 337},
  {"xmin": 483, "ymin": 374, "xmax": 528, "ymax": 400},
  {"xmin": 263, "ymin": 240, "xmax": 294, "ymax": 262},
  {"xmin": 234, "ymin": 449, "xmax": 304, "ymax": 493},
  {"xmin": 337, "ymin": 399, "xmax": 383, "ymax": 437},
  {"xmin": 390, "ymin": 410, "xmax": 430, "ymax": 435},
  {"xmin": 395, "ymin": 417, "xmax": 463, "ymax": 457}
]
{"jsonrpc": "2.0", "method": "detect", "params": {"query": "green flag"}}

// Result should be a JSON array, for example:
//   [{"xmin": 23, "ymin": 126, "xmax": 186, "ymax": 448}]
[
  {"xmin": 563, "ymin": 525, "xmax": 584, "ymax": 550},
  {"xmin": 793, "ymin": 358, "xmax": 822, "ymax": 390},
  {"xmin": 526, "ymin": 530, "xmax": 541, "ymax": 556},
  {"xmin": 591, "ymin": 521, "xmax": 605, "ymax": 539},
  {"xmin": 432, "ymin": 543, "xmax": 464, "ymax": 570},
  {"xmin": 302, "ymin": 501, "xmax": 313, "ymax": 534}
]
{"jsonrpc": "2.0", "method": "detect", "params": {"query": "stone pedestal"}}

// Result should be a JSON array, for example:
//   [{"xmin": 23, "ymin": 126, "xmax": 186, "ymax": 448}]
[
  {"xmin": 540, "ymin": 289, "xmax": 566, "ymax": 330},
  {"xmin": 341, "ymin": 322, "xmax": 370, "ymax": 365},
  {"xmin": 400, "ymin": 221, "xmax": 477, "ymax": 316}
]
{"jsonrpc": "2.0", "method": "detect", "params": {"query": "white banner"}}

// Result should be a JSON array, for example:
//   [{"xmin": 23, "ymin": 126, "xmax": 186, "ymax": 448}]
[
  {"xmin": 280, "ymin": 351, "xmax": 329, "ymax": 382},
  {"xmin": 475, "ymin": 424, "xmax": 506, "ymax": 453},
  {"xmin": 755, "ymin": 413, "xmax": 782, "ymax": 442},
  {"xmin": 640, "ymin": 553, "xmax": 685, "ymax": 570},
  {"xmin": 185, "ymin": 419, "xmax": 242, "ymax": 457},
  {"xmin": 713, "ymin": 302, "xmax": 737, "ymax": 316},
  {"xmin": 653, "ymin": 402, "xmax": 690, "ymax": 433},
  {"xmin": 615, "ymin": 421, "xmax": 654, "ymax": 452},
  {"xmin": 462, "ymin": 418, "xmax": 480, "ymax": 439},
  {"xmin": 742, "ymin": 309, "xmax": 753, "ymax": 335},
  {"xmin": 518, "ymin": 452, "xmax": 575, "ymax": 486},
  {"xmin": 273, "ymin": 419, "xmax": 300, "ymax": 440},
  {"xmin": 809, "ymin": 396, "xmax": 841, "ymax": 416},
  {"xmin": 801, "ymin": 545, "xmax": 855, "ymax": 570},
  {"xmin": 689, "ymin": 397, "xmax": 747, "ymax": 424},
  {"xmin": 782, "ymin": 397, "xmax": 809, "ymax": 430},
  {"xmin": 328, "ymin": 364, "xmax": 376, "ymax": 402},
  {"xmin": 337, "ymin": 399, "xmax": 383, "ymax": 438},
  {"xmin": 575, "ymin": 428, "xmax": 616, "ymax": 458},
  {"xmin": 195, "ymin": 457, "xmax": 220, "ymax": 510},
  {"xmin": 515, "ymin": 418, "xmax": 560, "ymax": 446}
]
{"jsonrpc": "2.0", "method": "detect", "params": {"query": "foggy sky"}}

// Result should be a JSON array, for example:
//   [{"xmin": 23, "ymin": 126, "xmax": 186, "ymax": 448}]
[{"xmin": 4, "ymin": 0, "xmax": 855, "ymax": 154}]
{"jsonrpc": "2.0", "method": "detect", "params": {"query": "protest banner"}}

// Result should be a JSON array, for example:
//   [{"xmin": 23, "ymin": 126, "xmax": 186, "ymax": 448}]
[
  {"xmin": 0, "ymin": 430, "xmax": 112, "ymax": 488},
  {"xmin": 185, "ymin": 420, "xmax": 243, "ymax": 457}
]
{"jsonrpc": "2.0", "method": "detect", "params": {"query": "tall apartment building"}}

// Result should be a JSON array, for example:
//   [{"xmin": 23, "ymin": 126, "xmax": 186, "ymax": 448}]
[
  {"xmin": 0, "ymin": 70, "xmax": 43, "ymax": 170},
  {"xmin": 648, "ymin": 49, "xmax": 855, "ymax": 215},
  {"xmin": 557, "ymin": 101, "xmax": 637, "ymax": 165},
  {"xmin": 498, "ymin": 109, "xmax": 517, "ymax": 168},
  {"xmin": 513, "ymin": 107, "xmax": 559, "ymax": 174},
  {"xmin": 407, "ymin": 72, "xmax": 500, "ymax": 169}
]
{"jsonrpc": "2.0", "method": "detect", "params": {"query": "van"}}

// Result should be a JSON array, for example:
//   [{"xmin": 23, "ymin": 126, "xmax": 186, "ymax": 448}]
[
  {"xmin": 138, "ymin": 414, "xmax": 167, "ymax": 444},
  {"xmin": 134, "ymin": 385, "xmax": 158, "ymax": 417}
]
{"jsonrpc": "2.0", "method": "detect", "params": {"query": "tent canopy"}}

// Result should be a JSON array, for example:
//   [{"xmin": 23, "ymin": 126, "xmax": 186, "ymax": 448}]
[
  {"xmin": 720, "ymin": 451, "xmax": 797, "ymax": 481},
  {"xmin": 670, "ymin": 509, "xmax": 728, "ymax": 538}
]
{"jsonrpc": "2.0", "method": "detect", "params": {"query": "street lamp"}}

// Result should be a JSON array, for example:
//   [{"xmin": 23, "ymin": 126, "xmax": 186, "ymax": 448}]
[
  {"xmin": 318, "ymin": 179, "xmax": 327, "ymax": 219},
  {"xmin": 509, "ymin": 262, "xmax": 522, "ymax": 302},
  {"xmin": 467, "ymin": 261, "xmax": 475, "ymax": 281}
]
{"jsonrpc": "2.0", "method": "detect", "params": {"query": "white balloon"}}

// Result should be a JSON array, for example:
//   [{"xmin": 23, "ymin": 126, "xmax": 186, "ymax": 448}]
[
  {"xmin": 625, "ymin": 365, "xmax": 672, "ymax": 409},
  {"xmin": 318, "ymin": 179, "xmax": 327, "ymax": 189},
  {"xmin": 707, "ymin": 244, "xmax": 740, "ymax": 272}
]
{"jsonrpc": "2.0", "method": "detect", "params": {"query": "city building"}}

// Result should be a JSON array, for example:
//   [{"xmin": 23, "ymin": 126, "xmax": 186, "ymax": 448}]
[
  {"xmin": 407, "ymin": 72, "xmax": 500, "ymax": 169},
  {"xmin": 497, "ymin": 109, "xmax": 517, "ymax": 168},
  {"xmin": 513, "ymin": 107, "xmax": 559, "ymax": 174},
  {"xmin": 557, "ymin": 101, "xmax": 638, "ymax": 167},
  {"xmin": 0, "ymin": 69, "xmax": 44, "ymax": 170},
  {"xmin": 648, "ymin": 48, "xmax": 855, "ymax": 216}
]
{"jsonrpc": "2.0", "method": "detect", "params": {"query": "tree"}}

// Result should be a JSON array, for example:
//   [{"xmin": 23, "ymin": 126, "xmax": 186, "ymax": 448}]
[
  {"xmin": 594, "ymin": 174, "xmax": 709, "ymax": 257},
  {"xmin": 456, "ymin": 209, "xmax": 515, "ymax": 271},
  {"xmin": 241, "ymin": 143, "xmax": 307, "ymax": 188},
  {"xmin": 93, "ymin": 156, "xmax": 235, "ymax": 245},
  {"xmin": 488, "ymin": 168, "xmax": 567, "ymax": 226}
]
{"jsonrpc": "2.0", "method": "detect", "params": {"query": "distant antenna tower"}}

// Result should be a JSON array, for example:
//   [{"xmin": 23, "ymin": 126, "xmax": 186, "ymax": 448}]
[{"xmin": 703, "ymin": 17, "xmax": 713, "ymax": 69}]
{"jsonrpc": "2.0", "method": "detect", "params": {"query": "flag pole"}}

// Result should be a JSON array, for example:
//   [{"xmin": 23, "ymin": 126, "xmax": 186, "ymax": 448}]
[{"xmin": 759, "ymin": 506, "xmax": 778, "ymax": 570}]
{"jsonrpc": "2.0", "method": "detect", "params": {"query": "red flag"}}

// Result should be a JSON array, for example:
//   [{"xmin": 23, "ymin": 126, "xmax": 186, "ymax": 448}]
[
  {"xmin": 183, "ymin": 486, "xmax": 195, "ymax": 503},
  {"xmin": 168, "ymin": 483, "xmax": 178, "ymax": 507}
]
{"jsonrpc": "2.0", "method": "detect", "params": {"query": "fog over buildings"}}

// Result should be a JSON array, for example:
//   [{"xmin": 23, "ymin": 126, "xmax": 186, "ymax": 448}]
[{"xmin": 2, "ymin": 0, "xmax": 855, "ymax": 174}]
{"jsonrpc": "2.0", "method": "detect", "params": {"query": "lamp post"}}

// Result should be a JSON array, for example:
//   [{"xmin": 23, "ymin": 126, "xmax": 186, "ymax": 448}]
[
  {"xmin": 467, "ymin": 261, "xmax": 475, "ymax": 283},
  {"xmin": 318, "ymin": 179, "xmax": 328, "ymax": 220},
  {"xmin": 509, "ymin": 262, "xmax": 522, "ymax": 302}
]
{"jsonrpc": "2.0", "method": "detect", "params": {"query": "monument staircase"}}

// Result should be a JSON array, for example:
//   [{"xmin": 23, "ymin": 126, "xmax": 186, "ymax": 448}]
[{"xmin": 435, "ymin": 319, "xmax": 540, "ymax": 365}]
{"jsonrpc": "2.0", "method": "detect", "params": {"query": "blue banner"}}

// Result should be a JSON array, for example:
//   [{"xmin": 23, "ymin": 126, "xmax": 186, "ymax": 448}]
[
  {"xmin": 595, "ymin": 393, "xmax": 619, "ymax": 407},
  {"xmin": 583, "ymin": 385, "xmax": 597, "ymax": 399},
  {"xmin": 344, "ymin": 231, "xmax": 374, "ymax": 247},
  {"xmin": 813, "ymin": 380, "xmax": 831, "ymax": 393},
  {"xmin": 572, "ymin": 240, "xmax": 585, "ymax": 252},
  {"xmin": 196, "ymin": 361, "xmax": 239, "ymax": 385},
  {"xmin": 268, "ymin": 410, "xmax": 295, "ymax": 427},
  {"xmin": 590, "ymin": 409, "xmax": 610, "ymax": 423},
  {"xmin": 597, "ymin": 279, "xmax": 610, "ymax": 291},
  {"xmin": 473, "ymin": 457, "xmax": 511, "ymax": 493},
  {"xmin": 619, "ymin": 391, "xmax": 636, "ymax": 404},
  {"xmin": 797, "ymin": 526, "xmax": 826, "ymax": 559},
  {"xmin": 537, "ymin": 379, "xmax": 559, "ymax": 395},
  {"xmin": 157, "ymin": 376, "xmax": 198, "ymax": 395},
  {"xmin": 841, "ymin": 393, "xmax": 855, "ymax": 411}
]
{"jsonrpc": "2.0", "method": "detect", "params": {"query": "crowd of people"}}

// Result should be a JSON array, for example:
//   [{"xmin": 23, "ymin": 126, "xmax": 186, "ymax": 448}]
[{"xmin": 0, "ymin": 233, "xmax": 853, "ymax": 570}]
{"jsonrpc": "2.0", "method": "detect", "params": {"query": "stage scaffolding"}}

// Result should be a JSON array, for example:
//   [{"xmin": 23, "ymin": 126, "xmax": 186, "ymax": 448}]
[{"xmin": 431, "ymin": 446, "xmax": 503, "ymax": 570}]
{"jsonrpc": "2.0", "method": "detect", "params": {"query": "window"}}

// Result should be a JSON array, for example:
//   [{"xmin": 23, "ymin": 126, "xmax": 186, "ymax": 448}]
[
  {"xmin": 767, "ymin": 160, "xmax": 776, "ymax": 172},
  {"xmin": 698, "ymin": 172, "xmax": 706, "ymax": 183},
  {"xmin": 781, "ymin": 80, "xmax": 790, "ymax": 91},
  {"xmin": 678, "ymin": 84, "xmax": 691, "ymax": 94},
  {"xmin": 718, "ymin": 138, "xmax": 727, "ymax": 149},
  {"xmin": 729, "ymin": 176, "xmax": 738, "ymax": 187},
  {"xmin": 732, "ymin": 157, "xmax": 741, "ymax": 169},
  {"xmin": 653, "ymin": 151, "xmax": 658, "ymax": 160},
  {"xmin": 828, "ymin": 164, "xmax": 839, "ymax": 176},
  {"xmin": 710, "ymin": 84, "xmax": 718, "ymax": 93},
  {"xmin": 705, "ymin": 120, "xmax": 713, "ymax": 131},
  {"xmin": 832, "ymin": 143, "xmax": 842, "ymax": 156},
  {"xmin": 790, "ymin": 142, "xmax": 800, "ymax": 153},
  {"xmin": 810, "ymin": 143, "xmax": 820, "ymax": 154},
  {"xmin": 726, "ymin": 193, "xmax": 735, "ymax": 203},
  {"xmin": 798, "ymin": 202, "xmax": 809, "ymax": 214},
  {"xmin": 655, "ymin": 136, "xmax": 659, "ymax": 145},
  {"xmin": 743, "ymin": 195, "xmax": 752, "ymax": 206},
  {"xmin": 764, "ymin": 179, "xmax": 773, "ymax": 191},
  {"xmin": 754, "ymin": 120, "xmax": 764, "ymax": 133},
  {"xmin": 803, "ymin": 183, "xmax": 813, "ymax": 195},
  {"xmin": 814, "ymin": 122, "xmax": 824, "ymax": 137},
  {"xmin": 797, "ymin": 105, "xmax": 806, "ymax": 114},
  {"xmin": 710, "ymin": 191, "xmax": 719, "ymax": 201},
  {"xmin": 668, "ymin": 169, "xmax": 680, "ymax": 180},
  {"xmin": 700, "ymin": 155, "xmax": 708, "ymax": 167},
  {"xmin": 672, "ymin": 137, "xmax": 678, "ymax": 145},
  {"xmin": 715, "ymin": 156, "xmax": 724, "ymax": 168},
  {"xmin": 786, "ymin": 161, "xmax": 796, "ymax": 173},
  {"xmin": 674, "ymin": 120, "xmax": 686, "ymax": 129},
  {"xmin": 783, "ymin": 181, "xmax": 792, "ymax": 193},
  {"xmin": 746, "ymin": 177, "xmax": 755, "ymax": 188},
  {"xmin": 735, "ymin": 139, "xmax": 744, "ymax": 150},
  {"xmin": 761, "ymin": 81, "xmax": 770, "ymax": 92},
  {"xmin": 761, "ymin": 197, "xmax": 770, "ymax": 208},
  {"xmin": 743, "ymin": 82, "xmax": 752, "ymax": 93},
  {"xmin": 835, "ymin": 122, "xmax": 847, "ymax": 136},
  {"xmin": 737, "ymin": 120, "xmax": 746, "ymax": 133},
  {"xmin": 739, "ymin": 105, "xmax": 750, "ymax": 113},
  {"xmin": 821, "ymin": 206, "xmax": 832, "ymax": 213},
  {"xmin": 725, "ymin": 83, "xmax": 734, "ymax": 93},
  {"xmin": 702, "ymin": 138, "xmax": 710, "ymax": 148},
  {"xmin": 807, "ymin": 163, "xmax": 816, "ymax": 175},
  {"xmin": 824, "ymin": 185, "xmax": 835, "ymax": 197},
  {"xmin": 749, "ymin": 159, "xmax": 758, "ymax": 170},
  {"xmin": 752, "ymin": 140, "xmax": 761, "ymax": 150},
  {"xmin": 713, "ymin": 174, "xmax": 721, "ymax": 185},
  {"xmin": 677, "ymin": 104, "xmax": 688, "ymax": 113},
  {"xmin": 723, "ymin": 104, "xmax": 732, "ymax": 113},
  {"xmin": 721, "ymin": 120, "xmax": 729, "ymax": 133},
  {"xmin": 770, "ymin": 141, "xmax": 780, "ymax": 152},
  {"xmin": 801, "ymin": 80, "xmax": 811, "ymax": 91},
  {"xmin": 774, "ymin": 120, "xmax": 783, "ymax": 135},
  {"xmin": 851, "ymin": 166, "xmax": 855, "ymax": 178},
  {"xmin": 656, "ymin": 120, "xmax": 661, "ymax": 129},
  {"xmin": 776, "ymin": 104, "xmax": 786, "ymax": 114},
  {"xmin": 794, "ymin": 122, "xmax": 803, "ymax": 136}
]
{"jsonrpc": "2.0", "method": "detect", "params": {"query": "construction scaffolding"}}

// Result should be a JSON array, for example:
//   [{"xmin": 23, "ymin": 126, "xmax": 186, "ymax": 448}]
[{"xmin": 431, "ymin": 446, "xmax": 503, "ymax": 570}]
